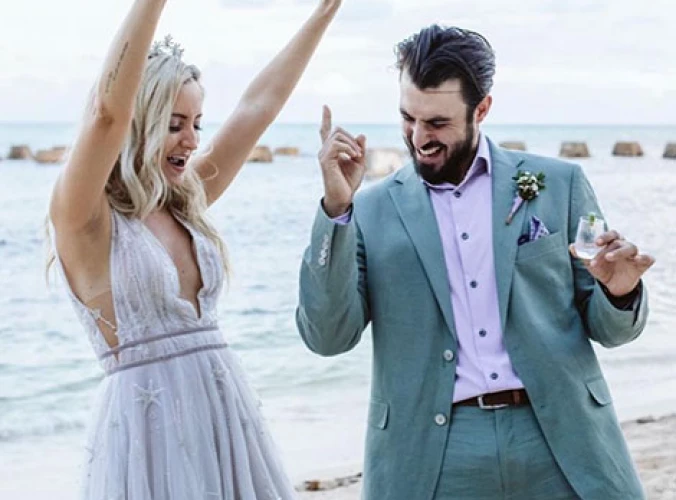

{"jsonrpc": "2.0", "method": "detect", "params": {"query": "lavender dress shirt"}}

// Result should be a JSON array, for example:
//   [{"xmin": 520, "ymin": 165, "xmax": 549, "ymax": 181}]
[
  {"xmin": 331, "ymin": 134, "xmax": 524, "ymax": 402},
  {"xmin": 422, "ymin": 134, "xmax": 524, "ymax": 402}
]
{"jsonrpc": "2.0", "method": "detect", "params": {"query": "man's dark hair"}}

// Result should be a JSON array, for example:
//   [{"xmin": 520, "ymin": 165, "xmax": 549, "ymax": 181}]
[{"xmin": 395, "ymin": 25, "xmax": 495, "ymax": 112}]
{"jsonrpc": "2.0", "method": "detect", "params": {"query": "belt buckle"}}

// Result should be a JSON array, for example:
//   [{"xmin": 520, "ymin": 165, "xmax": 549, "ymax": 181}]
[{"xmin": 477, "ymin": 395, "xmax": 509, "ymax": 410}]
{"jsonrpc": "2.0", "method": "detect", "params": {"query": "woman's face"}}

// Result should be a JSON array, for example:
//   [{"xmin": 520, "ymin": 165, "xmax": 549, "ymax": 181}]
[{"xmin": 162, "ymin": 79, "xmax": 204, "ymax": 185}]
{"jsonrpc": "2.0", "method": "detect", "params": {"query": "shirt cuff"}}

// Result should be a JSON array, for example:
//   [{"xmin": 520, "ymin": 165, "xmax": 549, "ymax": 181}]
[
  {"xmin": 599, "ymin": 281, "xmax": 642, "ymax": 311},
  {"xmin": 321, "ymin": 200, "xmax": 353, "ymax": 225}
]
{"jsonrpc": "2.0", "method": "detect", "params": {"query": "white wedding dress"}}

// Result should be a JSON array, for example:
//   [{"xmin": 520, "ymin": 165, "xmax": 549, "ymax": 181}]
[{"xmin": 56, "ymin": 209, "xmax": 296, "ymax": 499}]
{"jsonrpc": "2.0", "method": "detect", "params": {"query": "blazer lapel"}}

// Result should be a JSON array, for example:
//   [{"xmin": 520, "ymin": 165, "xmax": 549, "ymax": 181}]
[
  {"xmin": 490, "ymin": 140, "xmax": 526, "ymax": 332},
  {"xmin": 388, "ymin": 167, "xmax": 457, "ymax": 340}
]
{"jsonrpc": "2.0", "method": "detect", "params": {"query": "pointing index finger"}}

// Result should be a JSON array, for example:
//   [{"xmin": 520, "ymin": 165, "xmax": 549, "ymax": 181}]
[{"xmin": 320, "ymin": 105, "xmax": 332, "ymax": 143}]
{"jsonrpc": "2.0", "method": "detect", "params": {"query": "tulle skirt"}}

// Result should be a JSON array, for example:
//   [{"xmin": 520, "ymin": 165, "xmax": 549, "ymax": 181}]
[{"xmin": 81, "ymin": 345, "xmax": 296, "ymax": 499}]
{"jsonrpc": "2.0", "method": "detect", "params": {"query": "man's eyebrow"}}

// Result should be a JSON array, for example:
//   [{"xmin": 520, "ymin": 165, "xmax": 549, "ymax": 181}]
[{"xmin": 425, "ymin": 116, "xmax": 451, "ymax": 122}]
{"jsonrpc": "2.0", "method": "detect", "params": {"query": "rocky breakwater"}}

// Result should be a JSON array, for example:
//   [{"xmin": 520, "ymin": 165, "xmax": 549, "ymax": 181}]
[
  {"xmin": 612, "ymin": 141, "xmax": 644, "ymax": 157},
  {"xmin": 559, "ymin": 142, "xmax": 591, "ymax": 158},
  {"xmin": 247, "ymin": 145, "xmax": 274, "ymax": 163},
  {"xmin": 499, "ymin": 141, "xmax": 527, "ymax": 151}
]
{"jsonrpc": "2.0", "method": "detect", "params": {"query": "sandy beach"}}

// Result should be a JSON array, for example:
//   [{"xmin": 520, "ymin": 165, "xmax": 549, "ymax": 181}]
[{"xmin": 297, "ymin": 413, "xmax": 676, "ymax": 500}]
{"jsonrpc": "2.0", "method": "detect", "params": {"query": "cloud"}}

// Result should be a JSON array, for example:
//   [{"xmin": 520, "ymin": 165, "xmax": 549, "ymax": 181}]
[
  {"xmin": 218, "ymin": 0, "xmax": 279, "ymax": 9},
  {"xmin": 497, "ymin": 67, "xmax": 676, "ymax": 94},
  {"xmin": 299, "ymin": 71, "xmax": 357, "ymax": 96},
  {"xmin": 216, "ymin": 0, "xmax": 395, "ymax": 18},
  {"xmin": 0, "ymin": 0, "xmax": 673, "ymax": 123}
]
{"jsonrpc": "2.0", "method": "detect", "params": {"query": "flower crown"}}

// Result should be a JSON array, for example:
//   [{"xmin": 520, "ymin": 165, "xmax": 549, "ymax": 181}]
[{"xmin": 148, "ymin": 35, "xmax": 185, "ymax": 60}]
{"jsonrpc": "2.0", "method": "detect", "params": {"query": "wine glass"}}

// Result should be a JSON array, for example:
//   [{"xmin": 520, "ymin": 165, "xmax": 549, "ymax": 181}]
[{"xmin": 573, "ymin": 213, "xmax": 605, "ymax": 259}]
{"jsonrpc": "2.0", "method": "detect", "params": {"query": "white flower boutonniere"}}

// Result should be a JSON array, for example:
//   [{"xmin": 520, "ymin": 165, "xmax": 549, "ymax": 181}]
[{"xmin": 505, "ymin": 170, "xmax": 546, "ymax": 225}]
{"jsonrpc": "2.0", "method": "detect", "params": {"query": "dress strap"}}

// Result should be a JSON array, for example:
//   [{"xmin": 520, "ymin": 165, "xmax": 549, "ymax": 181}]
[{"xmin": 87, "ymin": 307, "xmax": 117, "ymax": 331}]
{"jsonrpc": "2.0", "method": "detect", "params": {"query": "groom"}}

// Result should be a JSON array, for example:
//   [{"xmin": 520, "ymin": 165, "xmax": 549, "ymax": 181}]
[{"xmin": 296, "ymin": 25, "xmax": 655, "ymax": 499}]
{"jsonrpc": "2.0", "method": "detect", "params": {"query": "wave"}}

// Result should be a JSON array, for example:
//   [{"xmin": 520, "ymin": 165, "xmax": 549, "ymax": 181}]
[
  {"xmin": 0, "ymin": 237, "xmax": 42, "ymax": 250},
  {"xmin": 0, "ymin": 417, "xmax": 86, "ymax": 442},
  {"xmin": 237, "ymin": 307, "xmax": 279, "ymax": 316},
  {"xmin": 1, "ymin": 375, "xmax": 101, "ymax": 403}
]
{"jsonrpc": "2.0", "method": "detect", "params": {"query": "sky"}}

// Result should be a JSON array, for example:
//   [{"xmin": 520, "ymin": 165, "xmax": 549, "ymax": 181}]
[{"xmin": 1, "ymin": 0, "xmax": 674, "ymax": 125}]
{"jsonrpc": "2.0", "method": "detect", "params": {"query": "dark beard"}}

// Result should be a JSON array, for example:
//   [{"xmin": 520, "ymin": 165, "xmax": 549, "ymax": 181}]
[{"xmin": 406, "ymin": 121, "xmax": 477, "ymax": 185}]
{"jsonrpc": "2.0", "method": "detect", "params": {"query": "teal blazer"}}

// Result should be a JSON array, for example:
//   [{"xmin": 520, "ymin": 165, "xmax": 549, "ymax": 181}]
[{"xmin": 296, "ymin": 140, "xmax": 648, "ymax": 500}]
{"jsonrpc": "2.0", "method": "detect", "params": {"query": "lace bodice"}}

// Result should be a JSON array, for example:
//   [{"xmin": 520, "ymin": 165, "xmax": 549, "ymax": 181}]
[{"xmin": 57, "ymin": 209, "xmax": 224, "ymax": 373}]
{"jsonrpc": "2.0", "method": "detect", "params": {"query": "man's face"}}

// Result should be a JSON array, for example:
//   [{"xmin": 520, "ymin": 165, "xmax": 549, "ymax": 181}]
[{"xmin": 399, "ymin": 71, "xmax": 478, "ymax": 185}]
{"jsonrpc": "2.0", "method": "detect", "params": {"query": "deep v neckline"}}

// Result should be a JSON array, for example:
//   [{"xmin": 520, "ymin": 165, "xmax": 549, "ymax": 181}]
[{"xmin": 138, "ymin": 212, "xmax": 206, "ymax": 320}]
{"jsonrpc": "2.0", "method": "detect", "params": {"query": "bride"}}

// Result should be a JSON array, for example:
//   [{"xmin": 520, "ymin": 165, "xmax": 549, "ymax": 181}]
[{"xmin": 47, "ymin": 0, "xmax": 342, "ymax": 498}]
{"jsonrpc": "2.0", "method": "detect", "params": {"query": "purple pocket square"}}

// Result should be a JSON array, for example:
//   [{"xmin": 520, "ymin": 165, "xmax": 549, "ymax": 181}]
[{"xmin": 518, "ymin": 216, "xmax": 550, "ymax": 246}]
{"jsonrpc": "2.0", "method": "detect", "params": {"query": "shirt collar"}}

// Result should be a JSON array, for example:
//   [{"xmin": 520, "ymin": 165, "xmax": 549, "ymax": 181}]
[{"xmin": 422, "ymin": 132, "xmax": 492, "ymax": 191}]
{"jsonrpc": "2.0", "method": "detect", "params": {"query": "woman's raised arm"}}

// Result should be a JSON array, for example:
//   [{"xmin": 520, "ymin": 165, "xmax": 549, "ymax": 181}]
[
  {"xmin": 50, "ymin": 0, "xmax": 168, "ymax": 232},
  {"xmin": 196, "ymin": 0, "xmax": 343, "ymax": 205}
]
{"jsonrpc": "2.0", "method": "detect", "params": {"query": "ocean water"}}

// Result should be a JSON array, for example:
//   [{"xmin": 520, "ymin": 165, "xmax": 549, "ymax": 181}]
[{"xmin": 1, "ymin": 122, "xmax": 675, "ymax": 495}]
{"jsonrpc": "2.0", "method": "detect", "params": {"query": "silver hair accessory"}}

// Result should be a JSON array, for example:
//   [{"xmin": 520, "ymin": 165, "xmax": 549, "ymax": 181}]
[{"xmin": 148, "ymin": 35, "xmax": 185, "ymax": 60}]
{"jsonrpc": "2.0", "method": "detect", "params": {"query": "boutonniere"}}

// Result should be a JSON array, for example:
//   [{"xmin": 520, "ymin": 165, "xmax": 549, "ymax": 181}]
[{"xmin": 505, "ymin": 170, "xmax": 546, "ymax": 224}]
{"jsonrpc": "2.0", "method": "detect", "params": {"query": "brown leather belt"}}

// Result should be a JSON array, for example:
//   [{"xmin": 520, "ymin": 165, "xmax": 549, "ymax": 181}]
[{"xmin": 454, "ymin": 389, "xmax": 530, "ymax": 410}]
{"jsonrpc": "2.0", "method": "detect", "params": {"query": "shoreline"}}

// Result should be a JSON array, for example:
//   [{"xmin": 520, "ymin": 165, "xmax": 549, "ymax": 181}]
[
  {"xmin": 0, "ymin": 410, "xmax": 673, "ymax": 498},
  {"xmin": 296, "ymin": 413, "xmax": 676, "ymax": 500}
]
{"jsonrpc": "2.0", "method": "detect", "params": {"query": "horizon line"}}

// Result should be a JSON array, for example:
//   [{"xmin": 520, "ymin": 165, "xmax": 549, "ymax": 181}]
[{"xmin": 1, "ymin": 121, "xmax": 675, "ymax": 128}]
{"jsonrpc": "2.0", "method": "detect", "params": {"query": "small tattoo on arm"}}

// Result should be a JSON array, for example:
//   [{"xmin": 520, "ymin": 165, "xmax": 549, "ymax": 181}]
[{"xmin": 105, "ymin": 42, "xmax": 129, "ymax": 94}]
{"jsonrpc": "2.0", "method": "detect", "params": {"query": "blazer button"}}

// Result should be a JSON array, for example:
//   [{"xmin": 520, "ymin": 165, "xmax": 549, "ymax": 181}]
[
  {"xmin": 434, "ymin": 414, "xmax": 447, "ymax": 426},
  {"xmin": 443, "ymin": 350, "xmax": 455, "ymax": 362}
]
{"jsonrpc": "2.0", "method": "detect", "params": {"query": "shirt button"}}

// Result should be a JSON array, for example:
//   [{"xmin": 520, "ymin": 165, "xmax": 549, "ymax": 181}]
[
  {"xmin": 454, "ymin": 191, "xmax": 462, "ymax": 198},
  {"xmin": 461, "ymin": 233, "xmax": 469, "ymax": 241},
  {"xmin": 470, "ymin": 280, "xmax": 478, "ymax": 288},
  {"xmin": 443, "ymin": 350, "xmax": 455, "ymax": 362},
  {"xmin": 434, "ymin": 414, "xmax": 447, "ymax": 426},
  {"xmin": 490, "ymin": 373, "xmax": 499, "ymax": 380},
  {"xmin": 479, "ymin": 329, "xmax": 487, "ymax": 337}
]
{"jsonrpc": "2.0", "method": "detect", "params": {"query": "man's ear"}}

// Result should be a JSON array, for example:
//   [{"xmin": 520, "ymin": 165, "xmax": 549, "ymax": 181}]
[{"xmin": 475, "ymin": 95, "xmax": 492, "ymax": 124}]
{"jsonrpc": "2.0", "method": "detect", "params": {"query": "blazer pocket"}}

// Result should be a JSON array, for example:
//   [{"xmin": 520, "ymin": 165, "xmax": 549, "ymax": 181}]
[
  {"xmin": 516, "ymin": 231, "xmax": 566, "ymax": 262},
  {"xmin": 586, "ymin": 376, "xmax": 613, "ymax": 406},
  {"xmin": 368, "ymin": 398, "xmax": 390, "ymax": 430}
]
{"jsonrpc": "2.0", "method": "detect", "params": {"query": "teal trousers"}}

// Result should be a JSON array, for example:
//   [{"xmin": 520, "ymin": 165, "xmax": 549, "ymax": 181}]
[{"xmin": 434, "ymin": 405, "xmax": 579, "ymax": 499}]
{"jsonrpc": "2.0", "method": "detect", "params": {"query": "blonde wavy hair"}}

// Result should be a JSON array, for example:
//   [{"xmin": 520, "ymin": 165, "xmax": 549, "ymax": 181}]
[{"xmin": 47, "ymin": 46, "xmax": 229, "ymax": 278}]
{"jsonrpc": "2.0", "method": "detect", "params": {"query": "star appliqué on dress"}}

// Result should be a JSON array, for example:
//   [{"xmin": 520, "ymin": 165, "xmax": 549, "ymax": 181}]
[
  {"xmin": 134, "ymin": 379, "xmax": 164, "ymax": 413},
  {"xmin": 213, "ymin": 366, "xmax": 229, "ymax": 385}
]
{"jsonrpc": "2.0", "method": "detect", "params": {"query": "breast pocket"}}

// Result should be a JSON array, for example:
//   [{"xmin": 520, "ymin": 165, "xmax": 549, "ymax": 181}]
[{"xmin": 515, "ymin": 231, "xmax": 567, "ymax": 262}]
